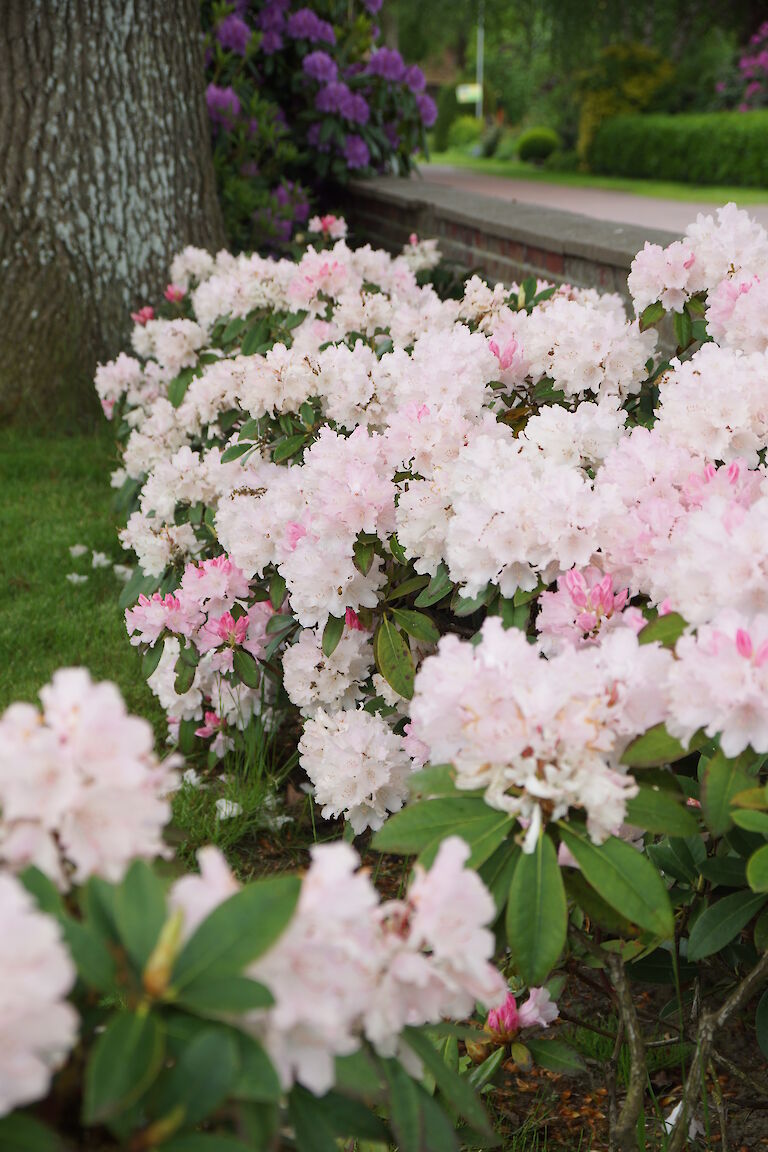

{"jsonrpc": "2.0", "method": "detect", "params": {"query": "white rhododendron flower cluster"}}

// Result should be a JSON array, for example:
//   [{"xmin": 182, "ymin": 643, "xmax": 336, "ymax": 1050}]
[
  {"xmin": 170, "ymin": 837, "xmax": 505, "ymax": 1095},
  {"xmin": 0, "ymin": 873, "xmax": 78, "ymax": 1117},
  {"xmin": 0, "ymin": 669, "xmax": 179, "ymax": 886},
  {"xmin": 410, "ymin": 619, "xmax": 671, "ymax": 847},
  {"xmin": 97, "ymin": 203, "xmax": 768, "ymax": 848}
]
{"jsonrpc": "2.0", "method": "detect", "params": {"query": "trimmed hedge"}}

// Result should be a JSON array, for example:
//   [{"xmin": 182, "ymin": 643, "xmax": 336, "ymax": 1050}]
[
  {"xmin": 589, "ymin": 111, "xmax": 768, "ymax": 187},
  {"xmin": 517, "ymin": 126, "xmax": 561, "ymax": 163}
]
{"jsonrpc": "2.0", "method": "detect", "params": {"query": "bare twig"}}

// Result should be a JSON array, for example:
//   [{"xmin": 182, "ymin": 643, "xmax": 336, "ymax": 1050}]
[
  {"xmin": 712, "ymin": 1048, "xmax": 768, "ymax": 1100},
  {"xmin": 668, "ymin": 951, "xmax": 768, "ymax": 1152},
  {"xmin": 708, "ymin": 1059, "xmax": 728, "ymax": 1152},
  {"xmin": 569, "ymin": 929, "xmax": 646, "ymax": 1152},
  {"xmin": 605, "ymin": 951, "xmax": 647, "ymax": 1152}
]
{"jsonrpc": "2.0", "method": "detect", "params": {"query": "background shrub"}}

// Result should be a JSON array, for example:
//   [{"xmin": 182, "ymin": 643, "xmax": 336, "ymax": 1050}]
[
  {"xmin": 433, "ymin": 84, "xmax": 460, "ymax": 151},
  {"xmin": 201, "ymin": 1, "xmax": 437, "ymax": 252},
  {"xmin": 447, "ymin": 114, "xmax": 484, "ymax": 150},
  {"xmin": 517, "ymin": 125, "xmax": 561, "ymax": 162},
  {"xmin": 589, "ymin": 109, "xmax": 768, "ymax": 185},
  {"xmin": 574, "ymin": 42, "xmax": 672, "ymax": 158}
]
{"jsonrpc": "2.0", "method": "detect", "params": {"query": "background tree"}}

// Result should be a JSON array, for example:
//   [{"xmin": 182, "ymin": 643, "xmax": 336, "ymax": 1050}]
[{"xmin": 0, "ymin": 0, "xmax": 225, "ymax": 425}]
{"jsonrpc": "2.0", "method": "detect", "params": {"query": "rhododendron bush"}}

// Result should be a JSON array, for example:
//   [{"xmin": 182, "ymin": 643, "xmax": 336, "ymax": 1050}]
[
  {"xmin": 0, "ymin": 672, "xmax": 524, "ymax": 1149},
  {"xmin": 86, "ymin": 201, "xmax": 768, "ymax": 1147}
]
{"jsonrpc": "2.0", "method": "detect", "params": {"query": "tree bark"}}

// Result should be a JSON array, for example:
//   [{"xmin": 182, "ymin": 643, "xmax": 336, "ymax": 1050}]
[{"xmin": 0, "ymin": 0, "xmax": 225, "ymax": 425}]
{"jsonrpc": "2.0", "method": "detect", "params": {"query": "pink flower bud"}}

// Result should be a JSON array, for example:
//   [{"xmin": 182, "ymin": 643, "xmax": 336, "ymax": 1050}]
[
  {"xmin": 487, "ymin": 992, "xmax": 519, "ymax": 1037},
  {"xmin": 164, "ymin": 283, "xmax": 186, "ymax": 303}
]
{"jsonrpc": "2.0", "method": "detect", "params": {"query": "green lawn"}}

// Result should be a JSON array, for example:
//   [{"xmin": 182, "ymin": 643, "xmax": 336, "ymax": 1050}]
[
  {"xmin": 0, "ymin": 427, "xmax": 162, "ymax": 731},
  {"xmin": 425, "ymin": 150, "xmax": 768, "ymax": 205}
]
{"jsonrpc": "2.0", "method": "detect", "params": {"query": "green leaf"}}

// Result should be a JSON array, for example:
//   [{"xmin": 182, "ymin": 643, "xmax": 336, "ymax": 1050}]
[
  {"xmin": 288, "ymin": 1087, "xmax": 342, "ymax": 1152},
  {"xmin": 420, "ymin": 1089, "xmax": 461, "ymax": 1152},
  {"xmin": 627, "ymin": 948, "xmax": 696, "ymax": 985},
  {"xmin": 167, "ymin": 368, "xmax": 195, "ymax": 408},
  {"xmin": 61, "ymin": 918, "xmax": 117, "ymax": 991},
  {"xmin": 625, "ymin": 784, "xmax": 699, "ymax": 836},
  {"xmin": 174, "ymin": 654, "xmax": 196, "ymax": 695},
  {"xmin": 151, "ymin": 1027, "xmax": 239, "ymax": 1130},
  {"xmin": 231, "ymin": 1032, "xmax": 282, "ymax": 1103},
  {"xmin": 221, "ymin": 441, "xmax": 253, "ymax": 463},
  {"xmin": 161, "ymin": 1137, "xmax": 252, "ymax": 1152},
  {"xmin": 468, "ymin": 1046, "xmax": 506, "ymax": 1090},
  {"xmin": 233, "ymin": 647, "xmax": 261, "ymax": 688},
  {"xmin": 757, "ymin": 991, "xmax": 768, "ymax": 1060},
  {"xmin": 698, "ymin": 856, "xmax": 747, "ymax": 888},
  {"xmin": 451, "ymin": 583, "xmax": 495, "ymax": 617},
  {"xmin": 506, "ymin": 834, "xmax": 566, "ymax": 984},
  {"xmin": 558, "ymin": 827, "xmax": 674, "ymax": 939},
  {"xmin": 83, "ymin": 1010, "xmax": 165, "ymax": 1123},
  {"xmin": 272, "ymin": 433, "xmax": 308, "ymax": 463},
  {"xmin": 374, "ymin": 616, "xmax": 415, "ymax": 700},
  {"xmin": 334, "ymin": 1049, "xmax": 386, "ymax": 1101},
  {"xmin": 353, "ymin": 537, "xmax": 375, "ymax": 575},
  {"xmin": 564, "ymin": 870, "xmax": 636, "ymax": 936},
  {"xmin": 403, "ymin": 1028, "xmax": 493, "ymax": 1135},
  {"xmin": 322, "ymin": 613, "xmax": 345, "ymax": 658},
  {"xmin": 19, "ymin": 866, "xmax": 65, "ymax": 917},
  {"xmin": 115, "ymin": 860, "xmax": 167, "ymax": 971},
  {"xmin": 284, "ymin": 309, "xmax": 308, "ymax": 330},
  {"xmin": 382, "ymin": 1061, "xmax": 422, "ymax": 1152},
  {"xmin": 269, "ymin": 571, "xmax": 286, "ymax": 609},
  {"xmin": 175, "ymin": 974, "xmax": 274, "ymax": 1016},
  {"xmin": 621, "ymin": 723, "xmax": 702, "ymax": 768},
  {"xmin": 414, "ymin": 563, "xmax": 452, "ymax": 608},
  {"xmin": 389, "ymin": 533, "xmax": 408, "ymax": 564},
  {"xmin": 407, "ymin": 763, "xmax": 461, "ymax": 798},
  {"xmin": 639, "ymin": 300, "xmax": 665, "ymax": 330},
  {"xmin": 372, "ymin": 797, "xmax": 512, "ymax": 867},
  {"xmin": 734, "ymin": 810, "xmax": 768, "ymax": 834},
  {"xmin": 241, "ymin": 317, "xmax": 270, "ymax": 356},
  {"xmin": 0, "ymin": 1114, "xmax": 64, "ymax": 1152},
  {"xmin": 172, "ymin": 876, "xmax": 300, "ymax": 989},
  {"xmin": 637, "ymin": 613, "xmax": 687, "ymax": 648},
  {"xmin": 221, "ymin": 316, "xmax": 247, "ymax": 344},
  {"xmin": 178, "ymin": 717, "xmax": 197, "ymax": 755},
  {"xmin": 290, "ymin": 1086, "xmax": 389, "ymax": 1147},
  {"xmin": 386, "ymin": 574, "xmax": 431, "ymax": 602},
  {"xmin": 479, "ymin": 843, "xmax": 520, "ymax": 918},
  {"xmin": 390, "ymin": 608, "xmax": 440, "ymax": 645},
  {"xmin": 673, "ymin": 309, "xmax": 693, "ymax": 349},
  {"xmin": 527, "ymin": 1038, "xmax": 586, "ymax": 1074},
  {"xmin": 142, "ymin": 638, "xmax": 165, "ymax": 679},
  {"xmin": 748, "ymin": 845, "xmax": 768, "ymax": 892},
  {"xmin": 702, "ymin": 750, "xmax": 753, "ymax": 836},
  {"xmin": 687, "ymin": 890, "xmax": 768, "ymax": 961}
]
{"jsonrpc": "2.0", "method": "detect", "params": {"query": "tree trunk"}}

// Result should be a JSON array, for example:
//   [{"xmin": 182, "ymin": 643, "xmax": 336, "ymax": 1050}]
[{"xmin": 0, "ymin": 0, "xmax": 225, "ymax": 426}]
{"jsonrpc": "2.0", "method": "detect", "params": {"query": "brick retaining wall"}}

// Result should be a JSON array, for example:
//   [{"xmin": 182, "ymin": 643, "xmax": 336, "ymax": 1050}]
[{"xmin": 340, "ymin": 176, "xmax": 680, "ymax": 299}]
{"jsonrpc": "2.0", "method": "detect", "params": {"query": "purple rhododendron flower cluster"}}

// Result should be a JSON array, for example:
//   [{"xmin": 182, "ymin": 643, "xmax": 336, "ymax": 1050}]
[{"xmin": 202, "ymin": 1, "xmax": 434, "ymax": 250}]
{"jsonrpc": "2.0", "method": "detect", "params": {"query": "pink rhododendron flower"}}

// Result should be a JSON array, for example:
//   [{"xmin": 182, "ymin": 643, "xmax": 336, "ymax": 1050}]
[
  {"xmin": 164, "ymin": 283, "xmax": 186, "ymax": 303},
  {"xmin": 130, "ymin": 305, "xmax": 155, "ymax": 325}
]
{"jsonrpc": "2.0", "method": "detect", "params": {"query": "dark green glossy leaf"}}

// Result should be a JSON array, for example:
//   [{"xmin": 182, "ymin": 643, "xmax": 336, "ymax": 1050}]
[
  {"xmin": 390, "ymin": 608, "xmax": 440, "ymax": 646},
  {"xmin": 322, "ymin": 613, "xmax": 345, "ymax": 658},
  {"xmin": 687, "ymin": 890, "xmax": 768, "ymax": 961},
  {"xmin": 559, "ymin": 827, "xmax": 674, "ymax": 938},
  {"xmin": 83, "ymin": 1010, "xmax": 165, "ymax": 1123},
  {"xmin": 374, "ymin": 616, "xmax": 414, "ymax": 700},
  {"xmin": 506, "ymin": 834, "xmax": 566, "ymax": 984}
]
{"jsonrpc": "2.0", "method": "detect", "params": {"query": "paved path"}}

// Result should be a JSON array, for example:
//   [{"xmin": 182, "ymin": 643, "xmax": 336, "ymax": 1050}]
[{"xmin": 419, "ymin": 164, "xmax": 768, "ymax": 232}]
